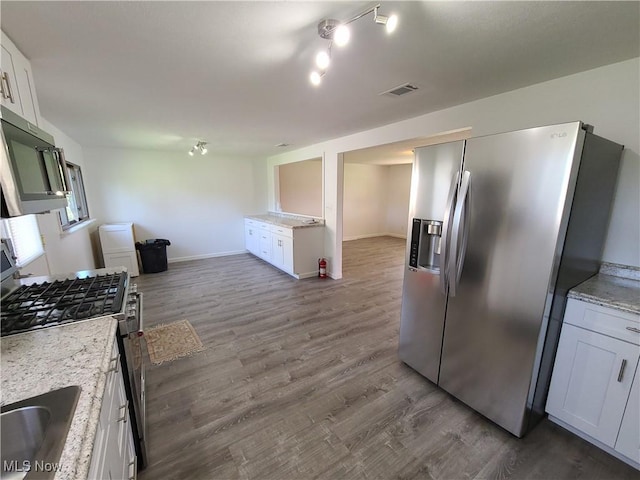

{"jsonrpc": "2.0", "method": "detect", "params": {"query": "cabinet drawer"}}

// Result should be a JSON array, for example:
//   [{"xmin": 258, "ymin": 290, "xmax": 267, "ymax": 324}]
[
  {"xmin": 269, "ymin": 224, "xmax": 293, "ymax": 238},
  {"xmin": 245, "ymin": 218, "xmax": 256, "ymax": 227},
  {"xmin": 564, "ymin": 299, "xmax": 640, "ymax": 345}
]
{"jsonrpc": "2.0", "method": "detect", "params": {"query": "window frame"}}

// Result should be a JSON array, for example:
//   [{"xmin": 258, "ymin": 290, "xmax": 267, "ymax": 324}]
[{"xmin": 59, "ymin": 161, "xmax": 90, "ymax": 231}]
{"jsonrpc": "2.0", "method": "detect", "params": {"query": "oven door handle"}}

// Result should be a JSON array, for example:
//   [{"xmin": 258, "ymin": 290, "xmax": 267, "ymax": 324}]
[{"xmin": 136, "ymin": 291, "xmax": 144, "ymax": 335}]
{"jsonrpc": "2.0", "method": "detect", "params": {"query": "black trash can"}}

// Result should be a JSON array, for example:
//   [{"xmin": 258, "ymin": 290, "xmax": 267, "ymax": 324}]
[{"xmin": 135, "ymin": 239, "xmax": 171, "ymax": 273}]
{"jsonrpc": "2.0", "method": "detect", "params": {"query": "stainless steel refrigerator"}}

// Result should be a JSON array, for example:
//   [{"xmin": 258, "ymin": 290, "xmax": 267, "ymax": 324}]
[{"xmin": 398, "ymin": 122, "xmax": 623, "ymax": 437}]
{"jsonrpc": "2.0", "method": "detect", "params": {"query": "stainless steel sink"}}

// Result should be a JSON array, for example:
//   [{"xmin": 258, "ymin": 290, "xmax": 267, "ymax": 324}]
[{"xmin": 1, "ymin": 386, "xmax": 81, "ymax": 480}]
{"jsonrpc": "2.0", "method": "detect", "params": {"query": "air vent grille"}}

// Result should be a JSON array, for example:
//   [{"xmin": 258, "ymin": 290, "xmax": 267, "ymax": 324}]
[{"xmin": 380, "ymin": 83, "xmax": 419, "ymax": 97}]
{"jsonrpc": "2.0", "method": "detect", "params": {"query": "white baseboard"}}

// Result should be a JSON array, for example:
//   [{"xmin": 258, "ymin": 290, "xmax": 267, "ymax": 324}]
[
  {"xmin": 168, "ymin": 250, "xmax": 247, "ymax": 264},
  {"xmin": 343, "ymin": 233, "xmax": 406, "ymax": 241}
]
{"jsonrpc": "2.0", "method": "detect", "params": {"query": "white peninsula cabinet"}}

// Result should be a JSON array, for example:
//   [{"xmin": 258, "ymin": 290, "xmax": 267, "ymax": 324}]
[
  {"xmin": 547, "ymin": 298, "xmax": 640, "ymax": 469},
  {"xmin": 89, "ymin": 340, "xmax": 137, "ymax": 480},
  {"xmin": 245, "ymin": 217, "xmax": 324, "ymax": 279}
]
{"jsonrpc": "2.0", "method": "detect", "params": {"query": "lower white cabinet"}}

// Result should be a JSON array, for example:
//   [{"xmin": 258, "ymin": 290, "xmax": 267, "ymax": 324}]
[
  {"xmin": 547, "ymin": 298, "xmax": 640, "ymax": 469},
  {"xmin": 89, "ymin": 340, "xmax": 136, "ymax": 480},
  {"xmin": 616, "ymin": 368, "xmax": 640, "ymax": 463},
  {"xmin": 244, "ymin": 218, "xmax": 324, "ymax": 279},
  {"xmin": 244, "ymin": 223, "xmax": 259, "ymax": 256}
]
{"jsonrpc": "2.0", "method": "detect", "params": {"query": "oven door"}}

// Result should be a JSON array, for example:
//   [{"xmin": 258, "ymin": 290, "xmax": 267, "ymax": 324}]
[{"xmin": 121, "ymin": 291, "xmax": 147, "ymax": 468}]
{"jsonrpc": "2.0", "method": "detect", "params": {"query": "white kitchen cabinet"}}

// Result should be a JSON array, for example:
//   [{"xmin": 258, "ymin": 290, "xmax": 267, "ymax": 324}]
[
  {"xmin": 271, "ymin": 230, "xmax": 294, "ymax": 274},
  {"xmin": 89, "ymin": 340, "xmax": 136, "ymax": 480},
  {"xmin": 1, "ymin": 31, "xmax": 41, "ymax": 126},
  {"xmin": 257, "ymin": 223, "xmax": 272, "ymax": 261},
  {"xmin": 616, "ymin": 368, "xmax": 640, "ymax": 464},
  {"xmin": 244, "ymin": 217, "xmax": 324, "ymax": 279},
  {"xmin": 547, "ymin": 298, "xmax": 640, "ymax": 469},
  {"xmin": 244, "ymin": 219, "xmax": 259, "ymax": 256},
  {"xmin": 99, "ymin": 222, "xmax": 140, "ymax": 276}
]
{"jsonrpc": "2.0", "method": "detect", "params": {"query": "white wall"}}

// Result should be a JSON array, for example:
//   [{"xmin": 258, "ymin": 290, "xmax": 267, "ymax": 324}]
[
  {"xmin": 83, "ymin": 148, "xmax": 266, "ymax": 263},
  {"xmin": 386, "ymin": 164, "xmax": 412, "ymax": 238},
  {"xmin": 268, "ymin": 58, "xmax": 640, "ymax": 279},
  {"xmin": 343, "ymin": 163, "xmax": 412, "ymax": 241},
  {"xmin": 343, "ymin": 164, "xmax": 388, "ymax": 240}
]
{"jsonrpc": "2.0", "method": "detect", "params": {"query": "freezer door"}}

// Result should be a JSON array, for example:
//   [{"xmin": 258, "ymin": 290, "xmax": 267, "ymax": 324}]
[
  {"xmin": 398, "ymin": 141, "xmax": 464, "ymax": 383},
  {"xmin": 438, "ymin": 123, "xmax": 584, "ymax": 436}
]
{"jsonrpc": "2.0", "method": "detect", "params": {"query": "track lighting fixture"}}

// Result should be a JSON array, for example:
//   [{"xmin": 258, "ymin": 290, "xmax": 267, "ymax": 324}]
[
  {"xmin": 309, "ymin": 3, "xmax": 398, "ymax": 86},
  {"xmin": 188, "ymin": 141, "xmax": 208, "ymax": 156}
]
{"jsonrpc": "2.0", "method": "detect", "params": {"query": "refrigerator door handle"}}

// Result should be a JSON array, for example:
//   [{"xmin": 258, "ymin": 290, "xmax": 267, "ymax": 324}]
[
  {"xmin": 449, "ymin": 170, "xmax": 471, "ymax": 297},
  {"xmin": 440, "ymin": 171, "xmax": 460, "ymax": 294}
]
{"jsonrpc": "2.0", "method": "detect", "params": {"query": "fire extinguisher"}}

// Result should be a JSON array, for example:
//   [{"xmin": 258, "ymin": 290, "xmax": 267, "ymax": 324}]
[{"xmin": 318, "ymin": 258, "xmax": 327, "ymax": 278}]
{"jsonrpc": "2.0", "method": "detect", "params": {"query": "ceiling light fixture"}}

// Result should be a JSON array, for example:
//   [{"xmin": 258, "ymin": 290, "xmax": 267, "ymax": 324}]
[
  {"xmin": 188, "ymin": 141, "xmax": 208, "ymax": 156},
  {"xmin": 309, "ymin": 3, "xmax": 398, "ymax": 86}
]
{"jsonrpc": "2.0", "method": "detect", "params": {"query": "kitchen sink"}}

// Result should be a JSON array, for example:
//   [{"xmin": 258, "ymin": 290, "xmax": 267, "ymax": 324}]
[{"xmin": 1, "ymin": 386, "xmax": 81, "ymax": 480}]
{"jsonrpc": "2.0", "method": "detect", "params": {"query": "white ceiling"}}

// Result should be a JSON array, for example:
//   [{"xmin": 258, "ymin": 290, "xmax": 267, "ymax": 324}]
[{"xmin": 1, "ymin": 1, "xmax": 638, "ymax": 159}]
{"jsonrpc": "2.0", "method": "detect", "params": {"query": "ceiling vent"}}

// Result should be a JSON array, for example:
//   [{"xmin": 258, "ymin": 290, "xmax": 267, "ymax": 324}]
[{"xmin": 380, "ymin": 83, "xmax": 419, "ymax": 98}]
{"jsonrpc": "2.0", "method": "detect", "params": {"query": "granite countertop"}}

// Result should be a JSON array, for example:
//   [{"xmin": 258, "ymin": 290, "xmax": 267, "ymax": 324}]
[
  {"xmin": 246, "ymin": 213, "xmax": 325, "ymax": 229},
  {"xmin": 1, "ymin": 317, "xmax": 118, "ymax": 480},
  {"xmin": 568, "ymin": 273, "xmax": 640, "ymax": 315}
]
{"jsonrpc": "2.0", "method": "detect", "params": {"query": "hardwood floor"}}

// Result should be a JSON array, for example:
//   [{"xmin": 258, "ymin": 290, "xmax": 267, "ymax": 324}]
[{"xmin": 136, "ymin": 237, "xmax": 636, "ymax": 480}]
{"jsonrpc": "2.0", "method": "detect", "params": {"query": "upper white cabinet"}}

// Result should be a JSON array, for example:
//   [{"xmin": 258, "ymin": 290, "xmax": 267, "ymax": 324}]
[
  {"xmin": 99, "ymin": 223, "xmax": 140, "ymax": 276},
  {"xmin": 244, "ymin": 217, "xmax": 324, "ymax": 279},
  {"xmin": 1, "ymin": 31, "xmax": 42, "ymax": 126},
  {"xmin": 547, "ymin": 298, "xmax": 640, "ymax": 469}
]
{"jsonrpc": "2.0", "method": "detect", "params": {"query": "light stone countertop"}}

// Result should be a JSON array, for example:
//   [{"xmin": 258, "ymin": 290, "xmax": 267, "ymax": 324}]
[
  {"xmin": 568, "ymin": 274, "xmax": 640, "ymax": 315},
  {"xmin": 1, "ymin": 317, "xmax": 118, "ymax": 480},
  {"xmin": 246, "ymin": 213, "xmax": 325, "ymax": 229}
]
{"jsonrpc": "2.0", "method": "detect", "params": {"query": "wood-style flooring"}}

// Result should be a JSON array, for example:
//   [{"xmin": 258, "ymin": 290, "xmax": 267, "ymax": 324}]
[{"xmin": 136, "ymin": 237, "xmax": 636, "ymax": 480}]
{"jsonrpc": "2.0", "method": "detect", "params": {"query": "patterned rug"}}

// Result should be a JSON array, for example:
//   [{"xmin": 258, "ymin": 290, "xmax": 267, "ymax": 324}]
[{"xmin": 144, "ymin": 319, "xmax": 205, "ymax": 365}]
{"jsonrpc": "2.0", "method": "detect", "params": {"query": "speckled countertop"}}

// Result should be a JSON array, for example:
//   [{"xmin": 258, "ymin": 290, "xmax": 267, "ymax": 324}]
[
  {"xmin": 1, "ymin": 317, "xmax": 118, "ymax": 480},
  {"xmin": 246, "ymin": 213, "xmax": 325, "ymax": 229},
  {"xmin": 568, "ymin": 263, "xmax": 640, "ymax": 315}
]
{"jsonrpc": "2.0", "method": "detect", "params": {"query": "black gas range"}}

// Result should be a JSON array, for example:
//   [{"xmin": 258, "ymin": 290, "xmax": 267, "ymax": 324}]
[
  {"xmin": 1, "ymin": 272, "xmax": 127, "ymax": 336},
  {"xmin": 0, "ymin": 262, "xmax": 148, "ymax": 469}
]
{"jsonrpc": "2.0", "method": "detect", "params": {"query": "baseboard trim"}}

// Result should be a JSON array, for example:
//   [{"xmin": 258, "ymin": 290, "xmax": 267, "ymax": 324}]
[
  {"xmin": 168, "ymin": 250, "xmax": 247, "ymax": 263},
  {"xmin": 343, "ymin": 233, "xmax": 406, "ymax": 241}
]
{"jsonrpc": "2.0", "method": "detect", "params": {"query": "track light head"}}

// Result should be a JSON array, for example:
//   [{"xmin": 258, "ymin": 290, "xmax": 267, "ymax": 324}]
[
  {"xmin": 188, "ymin": 141, "xmax": 208, "ymax": 156},
  {"xmin": 310, "ymin": 3, "xmax": 398, "ymax": 86}
]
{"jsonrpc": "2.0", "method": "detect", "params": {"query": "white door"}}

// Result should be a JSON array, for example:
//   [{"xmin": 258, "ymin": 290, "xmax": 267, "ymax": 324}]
[{"xmin": 547, "ymin": 324, "xmax": 639, "ymax": 447}]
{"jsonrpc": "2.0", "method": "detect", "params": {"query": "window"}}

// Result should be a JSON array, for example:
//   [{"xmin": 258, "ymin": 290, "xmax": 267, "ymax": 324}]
[
  {"xmin": 59, "ymin": 162, "xmax": 90, "ymax": 229},
  {"xmin": 2, "ymin": 215, "xmax": 44, "ymax": 267}
]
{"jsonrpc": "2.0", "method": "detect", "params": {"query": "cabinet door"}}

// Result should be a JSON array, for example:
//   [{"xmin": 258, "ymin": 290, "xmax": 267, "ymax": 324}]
[
  {"xmin": 270, "ymin": 233, "xmax": 293, "ymax": 273},
  {"xmin": 271, "ymin": 234, "xmax": 283, "ymax": 269},
  {"xmin": 12, "ymin": 54, "xmax": 39, "ymax": 125},
  {"xmin": 99, "ymin": 224, "xmax": 136, "ymax": 253},
  {"xmin": 281, "ymin": 235, "xmax": 293, "ymax": 272},
  {"xmin": 1, "ymin": 44, "xmax": 21, "ymax": 116},
  {"xmin": 547, "ymin": 324, "xmax": 639, "ymax": 447},
  {"xmin": 244, "ymin": 224, "xmax": 259, "ymax": 255},
  {"xmin": 615, "ymin": 364, "xmax": 640, "ymax": 463},
  {"xmin": 258, "ymin": 227, "xmax": 271, "ymax": 260},
  {"xmin": 104, "ymin": 252, "xmax": 140, "ymax": 277}
]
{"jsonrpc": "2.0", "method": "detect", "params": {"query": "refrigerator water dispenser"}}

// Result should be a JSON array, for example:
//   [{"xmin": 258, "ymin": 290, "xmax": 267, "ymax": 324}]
[{"xmin": 408, "ymin": 218, "xmax": 442, "ymax": 271}]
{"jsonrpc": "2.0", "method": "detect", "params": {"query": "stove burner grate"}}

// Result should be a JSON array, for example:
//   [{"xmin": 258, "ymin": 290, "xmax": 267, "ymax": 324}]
[{"xmin": 1, "ymin": 272, "xmax": 127, "ymax": 336}]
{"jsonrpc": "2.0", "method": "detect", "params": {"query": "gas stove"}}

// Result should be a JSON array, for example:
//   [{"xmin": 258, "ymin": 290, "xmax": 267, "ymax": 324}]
[{"xmin": 1, "ymin": 272, "xmax": 127, "ymax": 336}]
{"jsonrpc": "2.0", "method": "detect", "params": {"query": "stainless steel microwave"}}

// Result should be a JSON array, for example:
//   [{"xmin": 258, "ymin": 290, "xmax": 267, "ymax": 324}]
[{"xmin": 0, "ymin": 106, "xmax": 69, "ymax": 217}]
